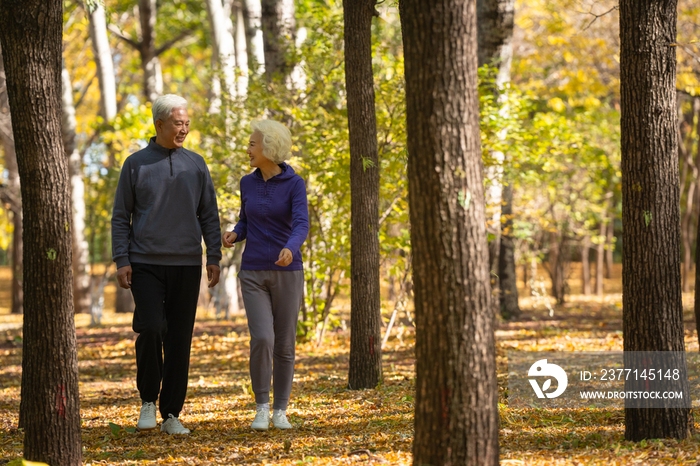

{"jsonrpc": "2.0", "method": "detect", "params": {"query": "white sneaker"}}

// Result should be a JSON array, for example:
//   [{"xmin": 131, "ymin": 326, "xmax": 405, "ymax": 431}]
[
  {"xmin": 272, "ymin": 410, "xmax": 292, "ymax": 430},
  {"xmin": 251, "ymin": 407, "xmax": 270, "ymax": 431},
  {"xmin": 161, "ymin": 414, "xmax": 190, "ymax": 434},
  {"xmin": 137, "ymin": 402, "xmax": 157, "ymax": 430}
]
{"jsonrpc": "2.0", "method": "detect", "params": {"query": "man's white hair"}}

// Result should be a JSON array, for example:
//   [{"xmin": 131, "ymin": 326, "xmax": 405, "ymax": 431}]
[
  {"xmin": 251, "ymin": 120, "xmax": 292, "ymax": 164},
  {"xmin": 152, "ymin": 94, "xmax": 188, "ymax": 125}
]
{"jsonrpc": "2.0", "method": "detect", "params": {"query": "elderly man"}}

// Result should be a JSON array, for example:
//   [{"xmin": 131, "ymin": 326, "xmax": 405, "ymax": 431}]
[{"xmin": 111, "ymin": 94, "xmax": 221, "ymax": 435}]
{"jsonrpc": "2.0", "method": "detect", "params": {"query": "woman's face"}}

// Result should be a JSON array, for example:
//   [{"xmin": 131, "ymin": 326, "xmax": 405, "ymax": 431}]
[{"xmin": 247, "ymin": 131, "xmax": 267, "ymax": 167}]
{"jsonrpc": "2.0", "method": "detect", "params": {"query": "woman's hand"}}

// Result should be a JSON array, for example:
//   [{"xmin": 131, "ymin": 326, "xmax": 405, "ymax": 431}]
[
  {"xmin": 275, "ymin": 248, "xmax": 293, "ymax": 267},
  {"xmin": 222, "ymin": 231, "xmax": 238, "ymax": 248}
]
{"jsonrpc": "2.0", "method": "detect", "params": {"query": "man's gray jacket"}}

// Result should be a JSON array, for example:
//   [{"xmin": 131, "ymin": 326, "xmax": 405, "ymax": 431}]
[{"xmin": 111, "ymin": 137, "xmax": 222, "ymax": 269}]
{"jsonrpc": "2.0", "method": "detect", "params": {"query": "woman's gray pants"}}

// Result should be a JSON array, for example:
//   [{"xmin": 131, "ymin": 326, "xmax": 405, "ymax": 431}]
[{"xmin": 238, "ymin": 269, "xmax": 304, "ymax": 410}]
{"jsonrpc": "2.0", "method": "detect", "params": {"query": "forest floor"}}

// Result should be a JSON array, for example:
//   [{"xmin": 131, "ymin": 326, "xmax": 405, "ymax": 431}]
[{"xmin": 2, "ymin": 264, "xmax": 700, "ymax": 465}]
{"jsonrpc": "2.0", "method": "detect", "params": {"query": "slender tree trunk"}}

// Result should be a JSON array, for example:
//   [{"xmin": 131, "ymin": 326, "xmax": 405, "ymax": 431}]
[
  {"xmin": 605, "ymin": 218, "xmax": 614, "ymax": 278},
  {"xmin": 581, "ymin": 235, "xmax": 591, "ymax": 295},
  {"xmin": 498, "ymin": 181, "xmax": 520, "ymax": 318},
  {"xmin": 620, "ymin": 0, "xmax": 691, "ymax": 441},
  {"xmin": 548, "ymin": 231, "xmax": 569, "ymax": 304},
  {"xmin": 206, "ymin": 0, "xmax": 237, "ymax": 107},
  {"xmin": 344, "ymin": 0, "xmax": 382, "ymax": 389},
  {"xmin": 595, "ymin": 221, "xmax": 605, "ymax": 296},
  {"xmin": 61, "ymin": 63, "xmax": 91, "ymax": 316},
  {"xmin": 235, "ymin": 2, "xmax": 249, "ymax": 96},
  {"xmin": 260, "ymin": 0, "xmax": 295, "ymax": 81},
  {"xmin": 477, "ymin": 0, "xmax": 516, "ymax": 318},
  {"xmin": 88, "ymin": 1, "xmax": 117, "ymax": 121},
  {"xmin": 0, "ymin": 0, "xmax": 82, "ymax": 463},
  {"xmin": 139, "ymin": 0, "xmax": 163, "ymax": 103},
  {"xmin": 243, "ymin": 0, "xmax": 266, "ymax": 73},
  {"xmin": 0, "ymin": 44, "xmax": 23, "ymax": 315},
  {"xmin": 477, "ymin": 0, "xmax": 515, "ymax": 88},
  {"xmin": 10, "ymin": 203, "xmax": 22, "ymax": 315},
  {"xmin": 400, "ymin": 1, "xmax": 499, "ymax": 463},
  {"xmin": 682, "ymin": 98, "xmax": 700, "ymax": 293}
]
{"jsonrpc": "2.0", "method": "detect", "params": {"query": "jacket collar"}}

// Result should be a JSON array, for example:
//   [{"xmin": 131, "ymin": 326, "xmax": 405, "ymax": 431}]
[
  {"xmin": 148, "ymin": 137, "xmax": 180, "ymax": 156},
  {"xmin": 254, "ymin": 162, "xmax": 294, "ymax": 181}
]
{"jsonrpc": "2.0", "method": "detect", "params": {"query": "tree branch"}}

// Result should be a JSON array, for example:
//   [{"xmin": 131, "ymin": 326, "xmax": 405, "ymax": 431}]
[
  {"xmin": 107, "ymin": 23, "xmax": 140, "ymax": 50},
  {"xmin": 73, "ymin": 71, "xmax": 97, "ymax": 111},
  {"xmin": 156, "ymin": 29, "xmax": 194, "ymax": 56},
  {"xmin": 582, "ymin": 6, "xmax": 618, "ymax": 32}
]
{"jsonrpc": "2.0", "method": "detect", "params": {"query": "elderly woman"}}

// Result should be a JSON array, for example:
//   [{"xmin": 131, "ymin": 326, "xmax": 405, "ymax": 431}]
[{"xmin": 222, "ymin": 120, "xmax": 308, "ymax": 431}]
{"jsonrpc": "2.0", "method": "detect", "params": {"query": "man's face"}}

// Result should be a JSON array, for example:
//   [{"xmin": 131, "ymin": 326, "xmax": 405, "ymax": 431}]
[{"xmin": 156, "ymin": 107, "xmax": 190, "ymax": 149}]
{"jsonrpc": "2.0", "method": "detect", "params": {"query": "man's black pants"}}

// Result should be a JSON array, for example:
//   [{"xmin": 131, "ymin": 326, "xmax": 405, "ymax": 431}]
[{"xmin": 130, "ymin": 263, "xmax": 201, "ymax": 419}]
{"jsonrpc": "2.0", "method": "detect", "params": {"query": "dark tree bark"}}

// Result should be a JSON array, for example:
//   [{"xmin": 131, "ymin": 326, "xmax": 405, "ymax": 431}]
[
  {"xmin": 0, "ymin": 45, "xmax": 23, "ymax": 315},
  {"xmin": 260, "ymin": 0, "xmax": 295, "ymax": 81},
  {"xmin": 620, "ymin": 0, "xmax": 691, "ymax": 441},
  {"xmin": 400, "ymin": 1, "xmax": 499, "ymax": 464},
  {"xmin": 344, "ymin": 0, "xmax": 382, "ymax": 389},
  {"xmin": 0, "ymin": 0, "xmax": 82, "ymax": 463},
  {"xmin": 498, "ymin": 181, "xmax": 520, "ymax": 318}
]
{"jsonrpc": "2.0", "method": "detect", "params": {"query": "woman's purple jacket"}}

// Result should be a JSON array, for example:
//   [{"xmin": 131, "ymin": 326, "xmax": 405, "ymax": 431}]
[{"xmin": 232, "ymin": 163, "xmax": 309, "ymax": 271}]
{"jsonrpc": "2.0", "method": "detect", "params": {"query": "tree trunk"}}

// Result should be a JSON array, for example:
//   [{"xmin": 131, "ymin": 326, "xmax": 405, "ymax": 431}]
[
  {"xmin": 682, "ymin": 98, "xmax": 700, "ymax": 293},
  {"xmin": 620, "ymin": 0, "xmax": 691, "ymax": 441},
  {"xmin": 477, "ymin": 0, "xmax": 516, "ymax": 316},
  {"xmin": 243, "ymin": 0, "xmax": 266, "ymax": 73},
  {"xmin": 344, "ymin": 0, "xmax": 382, "ymax": 390},
  {"xmin": 400, "ymin": 1, "xmax": 499, "ymax": 464},
  {"xmin": 235, "ymin": 2, "xmax": 249, "ymax": 96},
  {"xmin": 0, "ymin": 45, "xmax": 23, "ymax": 315},
  {"xmin": 88, "ymin": 1, "xmax": 117, "ymax": 122},
  {"xmin": 260, "ymin": 0, "xmax": 295, "ymax": 81},
  {"xmin": 548, "ymin": 231, "xmax": 569, "ymax": 305},
  {"xmin": 498, "ymin": 181, "xmax": 520, "ymax": 318},
  {"xmin": 0, "ymin": 0, "xmax": 82, "ymax": 463},
  {"xmin": 139, "ymin": 0, "xmax": 163, "ymax": 103},
  {"xmin": 61, "ymin": 62, "xmax": 91, "ymax": 316},
  {"xmin": 595, "ymin": 221, "xmax": 605, "ymax": 296},
  {"xmin": 477, "ymin": 0, "xmax": 515, "ymax": 87},
  {"xmin": 605, "ymin": 218, "xmax": 614, "ymax": 278},
  {"xmin": 581, "ymin": 235, "xmax": 591, "ymax": 295},
  {"xmin": 206, "ymin": 0, "xmax": 237, "ymax": 107}
]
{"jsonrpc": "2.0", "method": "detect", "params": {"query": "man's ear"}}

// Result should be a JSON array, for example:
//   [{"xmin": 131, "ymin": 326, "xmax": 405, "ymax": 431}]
[{"xmin": 155, "ymin": 120, "xmax": 162, "ymax": 134}]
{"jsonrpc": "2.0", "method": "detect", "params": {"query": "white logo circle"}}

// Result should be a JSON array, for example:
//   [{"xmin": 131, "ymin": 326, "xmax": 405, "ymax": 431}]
[{"xmin": 527, "ymin": 359, "xmax": 568, "ymax": 398}]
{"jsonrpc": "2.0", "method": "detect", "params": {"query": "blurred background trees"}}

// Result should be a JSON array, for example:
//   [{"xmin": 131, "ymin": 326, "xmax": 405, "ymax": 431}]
[{"xmin": 0, "ymin": 0, "xmax": 696, "ymax": 335}]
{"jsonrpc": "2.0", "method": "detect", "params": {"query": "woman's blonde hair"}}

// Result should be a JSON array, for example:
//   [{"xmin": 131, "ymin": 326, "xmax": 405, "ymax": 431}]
[{"xmin": 251, "ymin": 120, "xmax": 292, "ymax": 164}]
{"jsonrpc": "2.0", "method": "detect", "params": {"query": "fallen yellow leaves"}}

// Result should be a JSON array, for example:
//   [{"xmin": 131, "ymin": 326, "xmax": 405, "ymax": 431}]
[{"xmin": 1, "ymin": 295, "xmax": 700, "ymax": 464}]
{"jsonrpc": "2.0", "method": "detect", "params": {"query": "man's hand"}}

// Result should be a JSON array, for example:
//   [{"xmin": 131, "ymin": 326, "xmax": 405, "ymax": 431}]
[
  {"xmin": 275, "ymin": 248, "xmax": 293, "ymax": 267},
  {"xmin": 207, "ymin": 264, "xmax": 221, "ymax": 288},
  {"xmin": 222, "ymin": 231, "xmax": 238, "ymax": 248},
  {"xmin": 117, "ymin": 265, "xmax": 132, "ymax": 289}
]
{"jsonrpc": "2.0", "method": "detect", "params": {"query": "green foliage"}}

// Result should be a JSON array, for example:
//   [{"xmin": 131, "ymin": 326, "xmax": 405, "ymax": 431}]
[
  {"xmin": 108, "ymin": 421, "xmax": 136, "ymax": 438},
  {"xmin": 479, "ymin": 63, "xmax": 620, "ymax": 279},
  {"xmin": 63, "ymin": 0, "xmax": 645, "ymax": 315}
]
